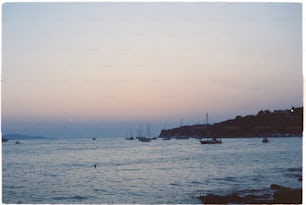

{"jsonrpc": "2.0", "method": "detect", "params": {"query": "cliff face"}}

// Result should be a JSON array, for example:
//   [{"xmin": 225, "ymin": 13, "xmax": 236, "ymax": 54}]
[{"xmin": 159, "ymin": 107, "xmax": 303, "ymax": 139}]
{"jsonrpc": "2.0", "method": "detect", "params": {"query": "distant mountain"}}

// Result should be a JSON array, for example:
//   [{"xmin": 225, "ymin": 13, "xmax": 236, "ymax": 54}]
[
  {"xmin": 2, "ymin": 133, "xmax": 46, "ymax": 140},
  {"xmin": 159, "ymin": 107, "xmax": 303, "ymax": 139}
]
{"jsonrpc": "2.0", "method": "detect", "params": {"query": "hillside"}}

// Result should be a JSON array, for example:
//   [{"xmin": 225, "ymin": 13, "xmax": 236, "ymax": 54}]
[{"xmin": 159, "ymin": 107, "xmax": 303, "ymax": 139}]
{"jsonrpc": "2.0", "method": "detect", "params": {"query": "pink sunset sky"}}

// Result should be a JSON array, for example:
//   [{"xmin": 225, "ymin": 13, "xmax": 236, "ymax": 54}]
[{"xmin": 2, "ymin": 2, "xmax": 302, "ymax": 137}]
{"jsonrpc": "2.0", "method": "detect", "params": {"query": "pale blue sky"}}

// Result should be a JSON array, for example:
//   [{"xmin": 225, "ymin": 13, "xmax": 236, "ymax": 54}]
[{"xmin": 2, "ymin": 2, "xmax": 302, "ymax": 138}]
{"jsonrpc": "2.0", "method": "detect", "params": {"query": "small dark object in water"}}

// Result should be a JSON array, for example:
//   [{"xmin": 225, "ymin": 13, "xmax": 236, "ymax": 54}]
[
  {"xmin": 92, "ymin": 137, "xmax": 96, "ymax": 140},
  {"xmin": 94, "ymin": 164, "xmax": 96, "ymax": 168},
  {"xmin": 15, "ymin": 141, "xmax": 20, "ymax": 144},
  {"xmin": 2, "ymin": 138, "xmax": 8, "ymax": 142},
  {"xmin": 137, "ymin": 137, "xmax": 151, "ymax": 142},
  {"xmin": 262, "ymin": 138, "xmax": 269, "ymax": 143}
]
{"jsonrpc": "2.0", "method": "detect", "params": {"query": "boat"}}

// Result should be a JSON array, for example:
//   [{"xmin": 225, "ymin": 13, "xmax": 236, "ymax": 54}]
[
  {"xmin": 200, "ymin": 113, "xmax": 222, "ymax": 144},
  {"xmin": 262, "ymin": 138, "xmax": 269, "ymax": 143},
  {"xmin": 126, "ymin": 128, "xmax": 134, "ymax": 140},
  {"xmin": 92, "ymin": 137, "xmax": 96, "ymax": 141},
  {"xmin": 15, "ymin": 141, "xmax": 20, "ymax": 144},
  {"xmin": 200, "ymin": 137, "xmax": 222, "ymax": 144},
  {"xmin": 136, "ymin": 122, "xmax": 154, "ymax": 142},
  {"xmin": 2, "ymin": 138, "xmax": 8, "ymax": 142},
  {"xmin": 137, "ymin": 137, "xmax": 151, "ymax": 142}
]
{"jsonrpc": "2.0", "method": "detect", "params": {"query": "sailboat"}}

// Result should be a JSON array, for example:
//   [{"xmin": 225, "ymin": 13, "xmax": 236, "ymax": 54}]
[
  {"xmin": 126, "ymin": 128, "xmax": 134, "ymax": 140},
  {"xmin": 136, "ymin": 124, "xmax": 151, "ymax": 142},
  {"xmin": 200, "ymin": 112, "xmax": 222, "ymax": 144}
]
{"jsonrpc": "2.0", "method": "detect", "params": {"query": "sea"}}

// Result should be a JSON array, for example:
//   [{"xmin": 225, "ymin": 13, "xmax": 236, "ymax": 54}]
[{"xmin": 2, "ymin": 137, "xmax": 302, "ymax": 204}]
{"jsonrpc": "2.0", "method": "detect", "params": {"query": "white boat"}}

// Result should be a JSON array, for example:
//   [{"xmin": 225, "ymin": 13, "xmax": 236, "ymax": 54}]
[{"xmin": 200, "ymin": 137, "xmax": 222, "ymax": 144}]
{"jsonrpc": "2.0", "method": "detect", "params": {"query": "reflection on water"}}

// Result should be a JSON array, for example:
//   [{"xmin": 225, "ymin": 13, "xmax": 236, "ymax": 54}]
[{"xmin": 2, "ymin": 137, "xmax": 302, "ymax": 204}]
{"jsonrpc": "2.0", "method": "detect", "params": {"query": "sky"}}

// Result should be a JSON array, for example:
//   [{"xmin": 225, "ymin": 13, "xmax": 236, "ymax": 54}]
[{"xmin": 1, "ymin": 2, "xmax": 303, "ymax": 138}]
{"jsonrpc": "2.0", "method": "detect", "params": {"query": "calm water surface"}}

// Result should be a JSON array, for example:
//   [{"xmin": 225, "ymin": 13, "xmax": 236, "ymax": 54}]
[{"xmin": 2, "ymin": 137, "xmax": 302, "ymax": 203}]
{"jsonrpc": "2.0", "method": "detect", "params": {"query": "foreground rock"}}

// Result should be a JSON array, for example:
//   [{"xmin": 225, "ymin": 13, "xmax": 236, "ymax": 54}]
[
  {"xmin": 271, "ymin": 184, "xmax": 302, "ymax": 204},
  {"xmin": 198, "ymin": 184, "xmax": 302, "ymax": 204}
]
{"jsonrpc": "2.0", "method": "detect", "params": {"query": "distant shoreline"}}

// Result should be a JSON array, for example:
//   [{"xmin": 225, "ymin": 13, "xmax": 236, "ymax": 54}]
[
  {"xmin": 2, "ymin": 133, "xmax": 46, "ymax": 140},
  {"xmin": 158, "ymin": 134, "xmax": 302, "ymax": 140}
]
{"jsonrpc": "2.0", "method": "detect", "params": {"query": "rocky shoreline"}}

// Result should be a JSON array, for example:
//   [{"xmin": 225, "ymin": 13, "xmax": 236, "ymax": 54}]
[{"xmin": 198, "ymin": 184, "xmax": 302, "ymax": 204}]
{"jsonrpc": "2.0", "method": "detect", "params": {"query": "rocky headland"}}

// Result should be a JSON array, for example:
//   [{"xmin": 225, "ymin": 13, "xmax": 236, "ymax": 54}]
[{"xmin": 159, "ymin": 107, "xmax": 303, "ymax": 139}]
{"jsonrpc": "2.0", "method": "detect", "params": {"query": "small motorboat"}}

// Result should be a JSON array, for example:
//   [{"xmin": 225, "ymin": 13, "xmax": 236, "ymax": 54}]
[
  {"xmin": 200, "ymin": 137, "xmax": 222, "ymax": 144},
  {"xmin": 262, "ymin": 138, "xmax": 269, "ymax": 143},
  {"xmin": 2, "ymin": 138, "xmax": 8, "ymax": 142}
]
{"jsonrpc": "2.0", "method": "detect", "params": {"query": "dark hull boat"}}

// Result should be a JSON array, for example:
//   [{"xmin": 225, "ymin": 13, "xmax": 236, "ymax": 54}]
[
  {"xmin": 2, "ymin": 138, "xmax": 8, "ymax": 142},
  {"xmin": 262, "ymin": 138, "xmax": 269, "ymax": 143},
  {"xmin": 200, "ymin": 138, "xmax": 222, "ymax": 144},
  {"xmin": 137, "ymin": 137, "xmax": 151, "ymax": 142}
]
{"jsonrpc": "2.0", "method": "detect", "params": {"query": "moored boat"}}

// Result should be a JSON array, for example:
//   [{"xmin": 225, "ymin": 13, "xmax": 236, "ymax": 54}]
[
  {"xmin": 200, "ymin": 137, "xmax": 222, "ymax": 144},
  {"xmin": 262, "ymin": 137, "xmax": 269, "ymax": 143},
  {"xmin": 2, "ymin": 138, "xmax": 8, "ymax": 142},
  {"xmin": 137, "ymin": 137, "xmax": 151, "ymax": 142}
]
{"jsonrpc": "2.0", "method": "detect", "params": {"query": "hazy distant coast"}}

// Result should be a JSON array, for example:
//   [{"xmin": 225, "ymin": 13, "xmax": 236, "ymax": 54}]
[
  {"xmin": 2, "ymin": 133, "xmax": 46, "ymax": 140},
  {"xmin": 159, "ymin": 107, "xmax": 303, "ymax": 139}
]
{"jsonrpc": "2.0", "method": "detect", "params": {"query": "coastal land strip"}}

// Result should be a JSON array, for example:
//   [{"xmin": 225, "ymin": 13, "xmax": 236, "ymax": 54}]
[{"xmin": 159, "ymin": 107, "xmax": 303, "ymax": 139}]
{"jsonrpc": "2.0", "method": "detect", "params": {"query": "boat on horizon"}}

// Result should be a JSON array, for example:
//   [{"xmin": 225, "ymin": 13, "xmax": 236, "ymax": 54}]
[
  {"xmin": 2, "ymin": 138, "xmax": 8, "ymax": 142},
  {"xmin": 262, "ymin": 137, "xmax": 269, "ymax": 143}
]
